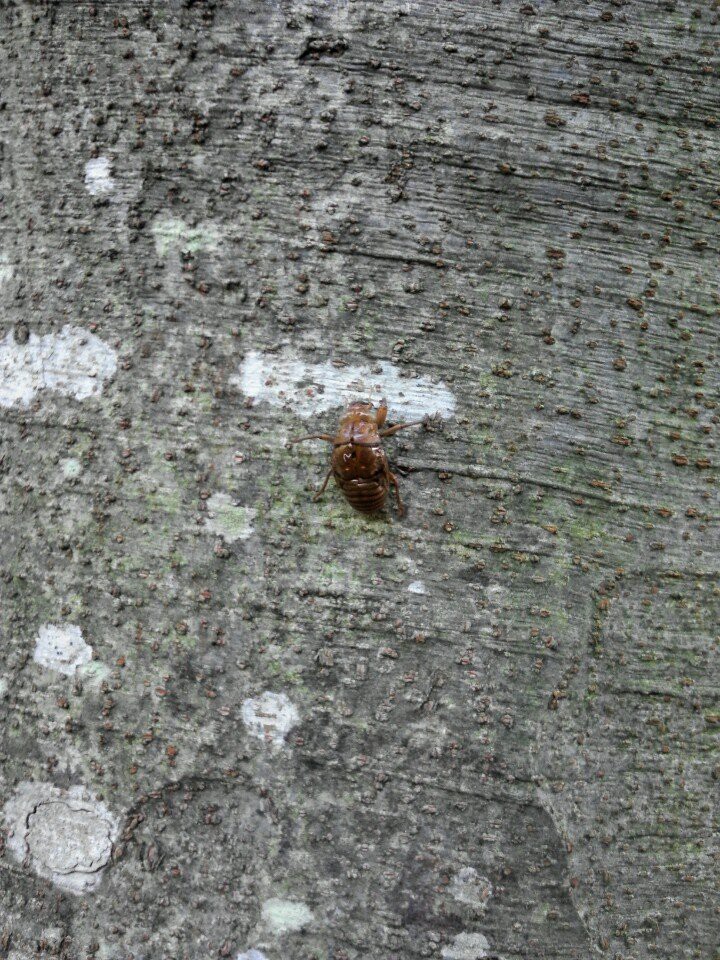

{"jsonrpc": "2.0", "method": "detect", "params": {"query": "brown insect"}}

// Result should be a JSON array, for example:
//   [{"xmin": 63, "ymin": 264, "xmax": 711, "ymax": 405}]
[{"xmin": 290, "ymin": 399, "xmax": 424, "ymax": 516}]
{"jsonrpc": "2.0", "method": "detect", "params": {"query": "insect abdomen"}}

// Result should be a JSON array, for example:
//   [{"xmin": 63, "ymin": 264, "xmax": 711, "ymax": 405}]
[{"xmin": 338, "ymin": 477, "xmax": 388, "ymax": 514}]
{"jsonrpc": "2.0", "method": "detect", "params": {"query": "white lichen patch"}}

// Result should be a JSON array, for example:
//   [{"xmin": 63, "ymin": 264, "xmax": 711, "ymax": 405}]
[
  {"xmin": 3, "ymin": 782, "xmax": 119, "ymax": 894},
  {"xmin": 151, "ymin": 215, "xmax": 221, "ymax": 258},
  {"xmin": 449, "ymin": 867, "xmax": 493, "ymax": 910},
  {"xmin": 61, "ymin": 457, "xmax": 83, "ymax": 479},
  {"xmin": 33, "ymin": 624, "xmax": 93, "ymax": 676},
  {"xmin": 234, "ymin": 349, "xmax": 457, "ymax": 420},
  {"xmin": 84, "ymin": 156, "xmax": 115, "ymax": 195},
  {"xmin": 0, "ymin": 325, "xmax": 117, "ymax": 408},
  {"xmin": 407, "ymin": 580, "xmax": 427, "ymax": 595},
  {"xmin": 204, "ymin": 493, "xmax": 256, "ymax": 542},
  {"xmin": 236, "ymin": 951, "xmax": 268, "ymax": 960},
  {"xmin": 0, "ymin": 253, "xmax": 13, "ymax": 289},
  {"xmin": 261, "ymin": 897, "xmax": 314, "ymax": 935},
  {"xmin": 241, "ymin": 691, "xmax": 299, "ymax": 747},
  {"xmin": 441, "ymin": 932, "xmax": 491, "ymax": 960}
]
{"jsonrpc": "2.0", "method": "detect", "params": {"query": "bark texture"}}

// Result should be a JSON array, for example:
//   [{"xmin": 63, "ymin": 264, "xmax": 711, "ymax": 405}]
[{"xmin": 0, "ymin": 2, "xmax": 718, "ymax": 959}]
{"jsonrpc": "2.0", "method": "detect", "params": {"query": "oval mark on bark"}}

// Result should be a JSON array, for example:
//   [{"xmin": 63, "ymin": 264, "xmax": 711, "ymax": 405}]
[{"xmin": 3, "ymin": 782, "xmax": 119, "ymax": 894}]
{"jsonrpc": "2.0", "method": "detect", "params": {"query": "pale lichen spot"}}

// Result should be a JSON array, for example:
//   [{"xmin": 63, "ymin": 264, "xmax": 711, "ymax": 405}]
[
  {"xmin": 441, "ymin": 932, "xmax": 491, "ymax": 960},
  {"xmin": 0, "ymin": 253, "xmax": 13, "ymax": 290},
  {"xmin": 33, "ymin": 624, "xmax": 93, "ymax": 676},
  {"xmin": 449, "ymin": 867, "xmax": 493, "ymax": 910},
  {"xmin": 236, "ymin": 951, "xmax": 268, "ymax": 960},
  {"xmin": 261, "ymin": 897, "xmax": 314, "ymax": 935},
  {"xmin": 241, "ymin": 691, "xmax": 299, "ymax": 748},
  {"xmin": 3, "ymin": 782, "xmax": 119, "ymax": 894},
  {"xmin": 407, "ymin": 580, "xmax": 427, "ymax": 595},
  {"xmin": 529, "ymin": 902, "xmax": 552, "ymax": 924},
  {"xmin": 205, "ymin": 493, "xmax": 256, "ymax": 542},
  {"xmin": 151, "ymin": 215, "xmax": 221, "ymax": 258},
  {"xmin": 234, "ymin": 349, "xmax": 457, "ymax": 421},
  {"xmin": 61, "ymin": 457, "xmax": 83, "ymax": 479},
  {"xmin": 74, "ymin": 658, "xmax": 110, "ymax": 685},
  {"xmin": 84, "ymin": 156, "xmax": 115, "ymax": 195},
  {"xmin": 0, "ymin": 325, "xmax": 117, "ymax": 408}
]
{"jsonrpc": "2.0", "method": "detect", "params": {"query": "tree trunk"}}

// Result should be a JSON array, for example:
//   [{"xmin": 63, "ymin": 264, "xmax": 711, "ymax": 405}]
[{"xmin": 0, "ymin": 2, "xmax": 717, "ymax": 958}]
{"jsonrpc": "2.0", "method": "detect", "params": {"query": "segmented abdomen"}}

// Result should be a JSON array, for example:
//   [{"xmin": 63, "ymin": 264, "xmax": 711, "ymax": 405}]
[{"xmin": 338, "ymin": 477, "xmax": 388, "ymax": 513}]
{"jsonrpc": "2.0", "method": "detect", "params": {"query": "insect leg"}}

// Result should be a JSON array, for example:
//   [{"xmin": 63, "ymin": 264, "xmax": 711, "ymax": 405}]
[
  {"xmin": 378, "ymin": 420, "xmax": 424, "ymax": 438},
  {"xmin": 388, "ymin": 470, "xmax": 405, "ymax": 516},
  {"xmin": 313, "ymin": 468, "xmax": 333, "ymax": 501},
  {"xmin": 376, "ymin": 397, "xmax": 388, "ymax": 427},
  {"xmin": 290, "ymin": 434, "xmax": 335, "ymax": 444}
]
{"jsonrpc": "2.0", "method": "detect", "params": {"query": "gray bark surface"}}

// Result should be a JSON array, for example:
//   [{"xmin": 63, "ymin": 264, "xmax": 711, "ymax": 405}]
[{"xmin": 0, "ymin": 2, "xmax": 718, "ymax": 959}]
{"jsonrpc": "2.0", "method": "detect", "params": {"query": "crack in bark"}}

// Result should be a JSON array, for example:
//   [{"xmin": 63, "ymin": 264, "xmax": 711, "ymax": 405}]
[{"xmin": 396, "ymin": 459, "xmax": 720, "ymax": 516}]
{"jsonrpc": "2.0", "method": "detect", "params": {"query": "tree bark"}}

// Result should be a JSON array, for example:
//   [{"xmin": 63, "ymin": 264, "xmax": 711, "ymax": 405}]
[{"xmin": 0, "ymin": 2, "xmax": 717, "ymax": 958}]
